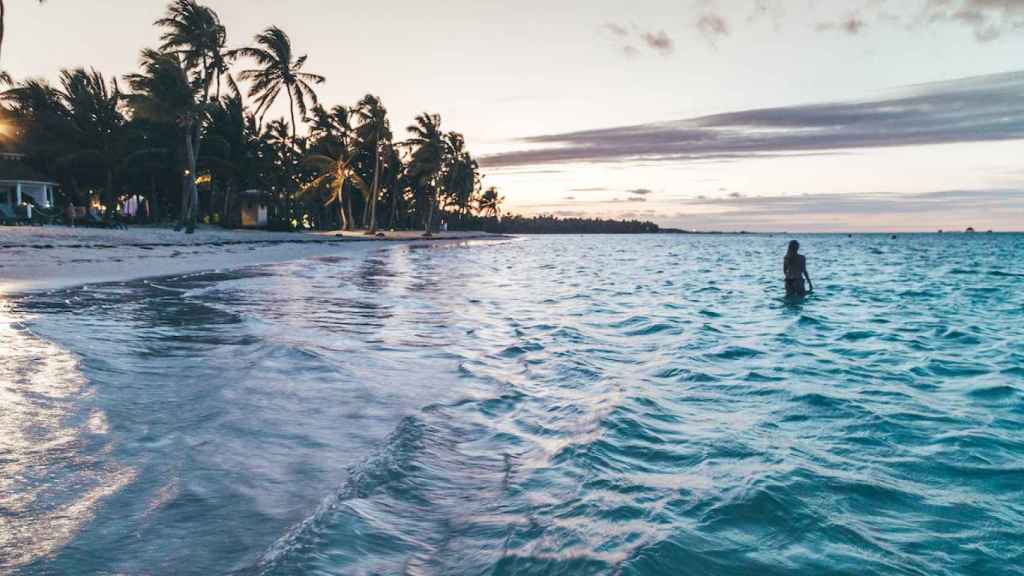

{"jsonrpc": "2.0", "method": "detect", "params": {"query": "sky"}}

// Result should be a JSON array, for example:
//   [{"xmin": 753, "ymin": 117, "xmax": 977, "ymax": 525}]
[{"xmin": 5, "ymin": 0, "xmax": 1024, "ymax": 231}]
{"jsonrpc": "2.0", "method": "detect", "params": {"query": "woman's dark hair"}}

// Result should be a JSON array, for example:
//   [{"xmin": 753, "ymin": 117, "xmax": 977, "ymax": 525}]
[{"xmin": 786, "ymin": 240, "xmax": 800, "ymax": 258}]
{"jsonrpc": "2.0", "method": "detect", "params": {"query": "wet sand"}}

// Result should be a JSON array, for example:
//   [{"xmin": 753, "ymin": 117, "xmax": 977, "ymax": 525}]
[{"xmin": 0, "ymin": 225, "xmax": 505, "ymax": 293}]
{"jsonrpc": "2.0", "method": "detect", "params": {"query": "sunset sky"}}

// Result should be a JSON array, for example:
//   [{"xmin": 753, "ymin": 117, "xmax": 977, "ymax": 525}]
[{"xmin": 5, "ymin": 0, "xmax": 1024, "ymax": 231}]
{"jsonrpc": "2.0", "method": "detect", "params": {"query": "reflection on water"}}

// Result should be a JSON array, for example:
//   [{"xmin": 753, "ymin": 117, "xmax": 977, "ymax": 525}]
[
  {"xmin": 3, "ymin": 235, "xmax": 1024, "ymax": 575},
  {"xmin": 0, "ymin": 301, "xmax": 134, "ymax": 571}
]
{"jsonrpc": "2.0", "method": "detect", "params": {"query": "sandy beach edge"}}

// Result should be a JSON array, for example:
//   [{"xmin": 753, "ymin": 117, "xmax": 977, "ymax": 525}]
[{"xmin": 0, "ymin": 227, "xmax": 513, "ymax": 294}]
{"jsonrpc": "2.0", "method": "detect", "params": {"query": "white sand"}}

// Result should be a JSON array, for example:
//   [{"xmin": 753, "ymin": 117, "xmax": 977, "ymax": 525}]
[{"xmin": 0, "ymin": 225, "xmax": 505, "ymax": 293}]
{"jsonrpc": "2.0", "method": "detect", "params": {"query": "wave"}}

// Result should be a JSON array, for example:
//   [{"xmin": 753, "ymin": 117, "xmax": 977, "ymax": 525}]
[{"xmin": 248, "ymin": 416, "xmax": 427, "ymax": 575}]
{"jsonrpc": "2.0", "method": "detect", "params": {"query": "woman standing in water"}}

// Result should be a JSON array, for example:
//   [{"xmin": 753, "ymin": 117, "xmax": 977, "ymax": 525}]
[{"xmin": 784, "ymin": 240, "xmax": 813, "ymax": 297}]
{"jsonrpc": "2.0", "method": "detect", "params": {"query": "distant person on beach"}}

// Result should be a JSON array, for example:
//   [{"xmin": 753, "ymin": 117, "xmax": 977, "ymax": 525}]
[
  {"xmin": 784, "ymin": 240, "xmax": 813, "ymax": 297},
  {"xmin": 65, "ymin": 201, "xmax": 77, "ymax": 227}
]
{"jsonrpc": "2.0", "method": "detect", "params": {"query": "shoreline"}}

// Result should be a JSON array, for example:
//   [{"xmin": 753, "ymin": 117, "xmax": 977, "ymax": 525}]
[{"xmin": 0, "ymin": 226, "xmax": 509, "ymax": 294}]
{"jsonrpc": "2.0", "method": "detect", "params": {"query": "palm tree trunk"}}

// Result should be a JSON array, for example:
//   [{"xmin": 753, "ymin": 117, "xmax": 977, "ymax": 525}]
[
  {"xmin": 177, "ymin": 158, "xmax": 189, "ymax": 232},
  {"xmin": 361, "ymin": 191, "xmax": 369, "ymax": 229},
  {"xmin": 335, "ymin": 170, "xmax": 348, "ymax": 231},
  {"xmin": 105, "ymin": 169, "xmax": 114, "ymax": 217},
  {"xmin": 222, "ymin": 181, "xmax": 233, "ymax": 228},
  {"xmin": 287, "ymin": 87, "xmax": 297, "ymax": 141},
  {"xmin": 344, "ymin": 184, "xmax": 354, "ymax": 231},
  {"xmin": 367, "ymin": 148, "xmax": 381, "ymax": 234},
  {"xmin": 337, "ymin": 194, "xmax": 346, "ymax": 230},
  {"xmin": 389, "ymin": 186, "xmax": 398, "ymax": 230},
  {"xmin": 423, "ymin": 190, "xmax": 435, "ymax": 237},
  {"xmin": 183, "ymin": 129, "xmax": 199, "ymax": 233},
  {"xmin": 0, "ymin": 0, "xmax": 6, "ymax": 65}
]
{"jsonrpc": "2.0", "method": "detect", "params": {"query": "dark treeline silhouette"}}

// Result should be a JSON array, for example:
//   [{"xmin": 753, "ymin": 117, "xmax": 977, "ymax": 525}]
[
  {"xmin": 449, "ymin": 214, "xmax": 660, "ymax": 234},
  {"xmin": 0, "ymin": 0, "xmax": 493, "ymax": 235}
]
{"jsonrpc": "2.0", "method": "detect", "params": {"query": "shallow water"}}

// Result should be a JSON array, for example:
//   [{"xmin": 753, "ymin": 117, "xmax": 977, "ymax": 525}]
[{"xmin": 2, "ymin": 234, "xmax": 1023, "ymax": 575}]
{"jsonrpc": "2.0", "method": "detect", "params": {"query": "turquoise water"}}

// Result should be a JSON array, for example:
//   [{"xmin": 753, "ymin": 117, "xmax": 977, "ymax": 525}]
[{"xmin": 2, "ymin": 234, "xmax": 1023, "ymax": 575}]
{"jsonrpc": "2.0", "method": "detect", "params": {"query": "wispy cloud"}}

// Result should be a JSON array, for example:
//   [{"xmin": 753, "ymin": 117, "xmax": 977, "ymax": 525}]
[
  {"xmin": 641, "ymin": 30, "xmax": 675, "ymax": 55},
  {"xmin": 816, "ymin": 15, "xmax": 868, "ymax": 35},
  {"xmin": 689, "ymin": 0, "xmax": 1024, "ymax": 43},
  {"xmin": 922, "ymin": 0, "xmax": 1024, "ymax": 42},
  {"xmin": 628, "ymin": 188, "xmax": 653, "ymax": 196},
  {"xmin": 481, "ymin": 71, "xmax": 1024, "ymax": 168},
  {"xmin": 604, "ymin": 22, "xmax": 630, "ymax": 37},
  {"xmin": 666, "ymin": 188, "xmax": 1024, "ymax": 231},
  {"xmin": 696, "ymin": 13, "xmax": 729, "ymax": 45},
  {"xmin": 602, "ymin": 22, "xmax": 676, "ymax": 57}
]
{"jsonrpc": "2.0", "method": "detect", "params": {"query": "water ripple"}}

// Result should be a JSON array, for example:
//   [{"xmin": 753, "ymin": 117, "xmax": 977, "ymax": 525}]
[{"xmin": 3, "ymin": 234, "xmax": 1023, "ymax": 575}]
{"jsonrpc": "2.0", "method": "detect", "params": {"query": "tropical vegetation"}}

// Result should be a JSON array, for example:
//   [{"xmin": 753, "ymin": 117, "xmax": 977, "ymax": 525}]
[
  {"xmin": 1, "ymin": 0, "xmax": 665, "ymax": 236},
  {"xmin": 0, "ymin": 0, "xmax": 497, "ymax": 234}
]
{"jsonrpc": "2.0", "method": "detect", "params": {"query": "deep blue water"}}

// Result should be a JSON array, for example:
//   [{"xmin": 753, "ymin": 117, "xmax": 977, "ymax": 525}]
[{"xmin": 2, "ymin": 234, "xmax": 1023, "ymax": 575}]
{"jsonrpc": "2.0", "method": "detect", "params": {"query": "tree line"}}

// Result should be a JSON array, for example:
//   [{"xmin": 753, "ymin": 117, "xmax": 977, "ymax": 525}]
[
  {"xmin": 451, "ymin": 214, "xmax": 660, "ymax": 234},
  {"xmin": 0, "ymin": 0, "xmax": 502, "ymax": 234},
  {"xmin": 1, "ymin": 1, "xmax": 663, "ymax": 236}
]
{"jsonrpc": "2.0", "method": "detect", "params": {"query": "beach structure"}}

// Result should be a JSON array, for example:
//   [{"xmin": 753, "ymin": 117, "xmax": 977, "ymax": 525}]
[
  {"xmin": 0, "ymin": 152, "xmax": 58, "ymax": 212},
  {"xmin": 237, "ymin": 189, "xmax": 269, "ymax": 228}
]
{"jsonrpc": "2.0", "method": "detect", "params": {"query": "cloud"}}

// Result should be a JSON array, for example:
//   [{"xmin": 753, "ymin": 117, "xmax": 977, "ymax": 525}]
[
  {"xmin": 604, "ymin": 22, "xmax": 630, "ymax": 37},
  {"xmin": 627, "ymin": 197, "xmax": 648, "ymax": 203},
  {"xmin": 817, "ymin": 15, "xmax": 868, "ymax": 35},
  {"xmin": 563, "ymin": 196, "xmax": 576, "ymax": 201},
  {"xmin": 604, "ymin": 22, "xmax": 676, "ymax": 57},
  {"xmin": 628, "ymin": 188, "xmax": 653, "ymax": 196},
  {"xmin": 481, "ymin": 71, "xmax": 1024, "ymax": 168},
  {"xmin": 666, "ymin": 188, "xmax": 1024, "ymax": 231},
  {"xmin": 641, "ymin": 30, "xmax": 675, "ymax": 55},
  {"xmin": 680, "ymin": 1, "xmax": 1024, "ymax": 44},
  {"xmin": 568, "ymin": 187, "xmax": 609, "ymax": 192},
  {"xmin": 923, "ymin": 0, "xmax": 1024, "ymax": 42},
  {"xmin": 697, "ymin": 13, "xmax": 729, "ymax": 45}
]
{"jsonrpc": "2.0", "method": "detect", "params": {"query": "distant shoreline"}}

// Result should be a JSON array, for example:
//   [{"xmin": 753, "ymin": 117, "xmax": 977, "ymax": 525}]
[
  {"xmin": 0, "ymin": 226, "xmax": 508, "ymax": 294},
  {"xmin": 658, "ymin": 229, "xmax": 1019, "ymax": 235}
]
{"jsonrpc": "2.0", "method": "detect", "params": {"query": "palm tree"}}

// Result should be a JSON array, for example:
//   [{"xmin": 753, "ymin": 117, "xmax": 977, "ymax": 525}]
[
  {"xmin": 0, "ymin": 0, "xmax": 46, "ymax": 65},
  {"xmin": 478, "ymin": 186, "xmax": 503, "ymax": 219},
  {"xmin": 308, "ymin": 103, "xmax": 352, "ymax": 142},
  {"xmin": 125, "ymin": 49, "xmax": 210, "ymax": 233},
  {"xmin": 354, "ymin": 94, "xmax": 390, "ymax": 234},
  {"xmin": 4, "ymin": 68, "xmax": 129, "ymax": 209},
  {"xmin": 405, "ymin": 112, "xmax": 445, "ymax": 236},
  {"xmin": 57, "ymin": 69, "xmax": 128, "ymax": 208},
  {"xmin": 261, "ymin": 116, "xmax": 306, "ymax": 228},
  {"xmin": 155, "ymin": 0, "xmax": 233, "ymax": 99},
  {"xmin": 203, "ymin": 93, "xmax": 263, "ymax": 225},
  {"xmin": 235, "ymin": 26, "xmax": 324, "ymax": 140},
  {"xmin": 379, "ymin": 143, "xmax": 405, "ymax": 230},
  {"xmin": 442, "ymin": 131, "xmax": 479, "ymax": 223},
  {"xmin": 301, "ymin": 133, "xmax": 369, "ymax": 231}
]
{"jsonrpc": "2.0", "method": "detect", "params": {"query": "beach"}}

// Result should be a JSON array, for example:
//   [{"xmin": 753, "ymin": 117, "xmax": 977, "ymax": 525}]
[{"xmin": 0, "ymin": 226, "xmax": 502, "ymax": 293}]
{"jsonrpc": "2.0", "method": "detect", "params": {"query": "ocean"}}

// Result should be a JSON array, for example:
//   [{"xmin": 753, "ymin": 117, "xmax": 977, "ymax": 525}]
[{"xmin": 2, "ymin": 234, "xmax": 1022, "ymax": 575}]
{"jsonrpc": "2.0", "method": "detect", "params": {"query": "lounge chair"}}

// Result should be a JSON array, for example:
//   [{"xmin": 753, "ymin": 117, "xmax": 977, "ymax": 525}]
[
  {"xmin": 83, "ymin": 210, "xmax": 127, "ymax": 230},
  {"xmin": 0, "ymin": 204, "xmax": 29, "ymax": 225},
  {"xmin": 30, "ymin": 206, "xmax": 61, "ymax": 225},
  {"xmin": 15, "ymin": 205, "xmax": 45, "ymax": 226}
]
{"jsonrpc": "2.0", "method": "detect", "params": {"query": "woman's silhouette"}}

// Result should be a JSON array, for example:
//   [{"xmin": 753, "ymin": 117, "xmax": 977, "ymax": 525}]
[{"xmin": 784, "ymin": 240, "xmax": 813, "ymax": 297}]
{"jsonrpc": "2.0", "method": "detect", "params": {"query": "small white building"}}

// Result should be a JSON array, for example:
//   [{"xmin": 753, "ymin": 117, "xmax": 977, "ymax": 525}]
[
  {"xmin": 238, "ymin": 189, "xmax": 268, "ymax": 228},
  {"xmin": 0, "ymin": 152, "xmax": 58, "ymax": 209}
]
